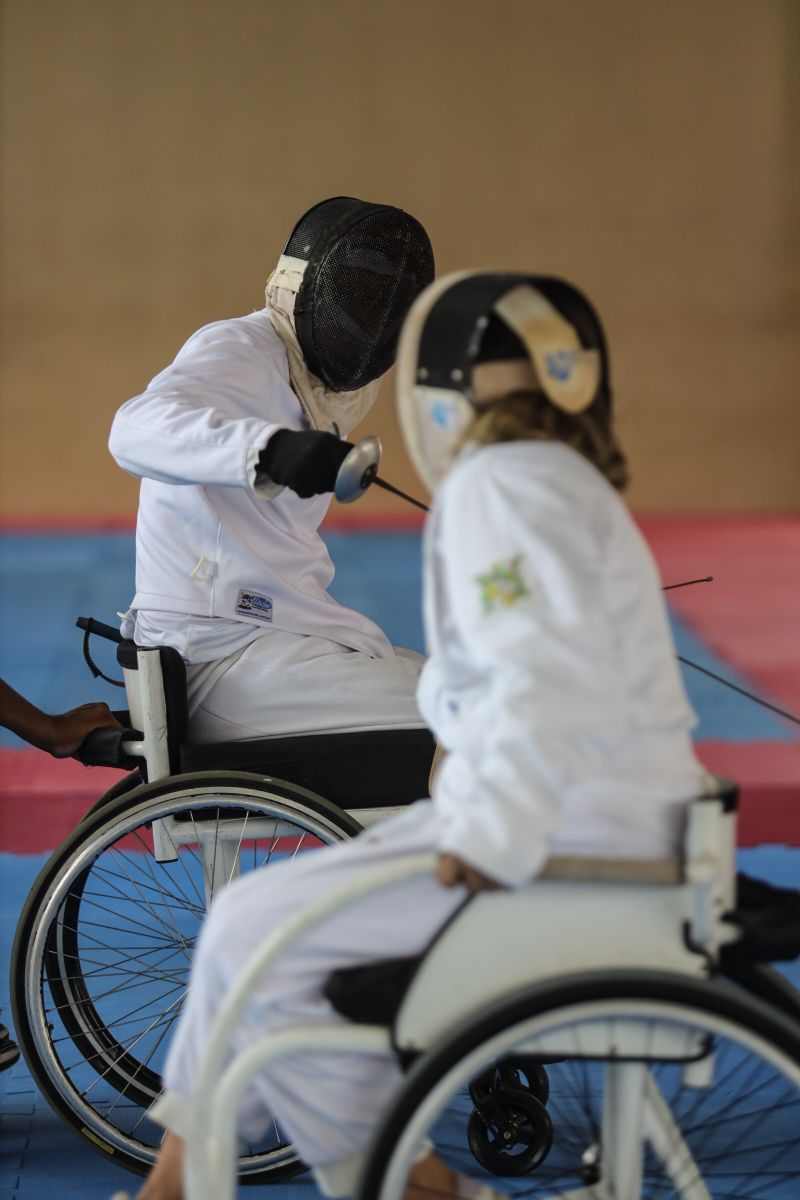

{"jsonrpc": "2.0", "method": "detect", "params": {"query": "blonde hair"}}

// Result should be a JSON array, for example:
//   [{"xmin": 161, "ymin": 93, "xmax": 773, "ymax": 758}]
[{"xmin": 463, "ymin": 390, "xmax": 629, "ymax": 490}]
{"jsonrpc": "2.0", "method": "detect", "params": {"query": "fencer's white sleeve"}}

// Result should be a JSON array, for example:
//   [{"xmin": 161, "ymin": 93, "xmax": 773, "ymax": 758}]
[
  {"xmin": 108, "ymin": 324, "xmax": 285, "ymax": 491},
  {"xmin": 432, "ymin": 455, "xmax": 624, "ymax": 887}
]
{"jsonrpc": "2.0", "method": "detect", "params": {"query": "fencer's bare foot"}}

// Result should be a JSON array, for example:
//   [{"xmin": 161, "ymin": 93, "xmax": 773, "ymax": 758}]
[
  {"xmin": 127, "ymin": 1130, "xmax": 185, "ymax": 1200},
  {"xmin": 404, "ymin": 1150, "xmax": 458, "ymax": 1198}
]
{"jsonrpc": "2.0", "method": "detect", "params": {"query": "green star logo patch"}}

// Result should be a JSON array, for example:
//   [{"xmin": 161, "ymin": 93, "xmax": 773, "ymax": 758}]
[{"xmin": 476, "ymin": 555, "xmax": 530, "ymax": 615}]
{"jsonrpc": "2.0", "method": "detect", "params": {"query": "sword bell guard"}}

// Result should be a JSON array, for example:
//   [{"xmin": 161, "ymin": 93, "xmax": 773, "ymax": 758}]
[{"xmin": 335, "ymin": 436, "xmax": 382, "ymax": 504}]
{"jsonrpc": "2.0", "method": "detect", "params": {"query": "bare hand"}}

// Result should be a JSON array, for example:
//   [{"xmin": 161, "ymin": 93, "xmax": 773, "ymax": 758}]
[
  {"xmin": 436, "ymin": 853, "xmax": 504, "ymax": 894},
  {"xmin": 48, "ymin": 702, "xmax": 122, "ymax": 758}
]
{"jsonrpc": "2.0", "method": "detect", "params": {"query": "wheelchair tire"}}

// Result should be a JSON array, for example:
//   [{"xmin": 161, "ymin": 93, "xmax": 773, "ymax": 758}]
[
  {"xmin": 357, "ymin": 969, "xmax": 800, "ymax": 1199},
  {"xmin": 12, "ymin": 770, "xmax": 362, "ymax": 1181},
  {"xmin": 75, "ymin": 769, "xmax": 142, "ymax": 823}
]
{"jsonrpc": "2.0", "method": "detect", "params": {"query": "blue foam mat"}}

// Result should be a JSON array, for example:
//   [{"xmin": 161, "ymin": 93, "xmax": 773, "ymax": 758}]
[{"xmin": 1, "ymin": 531, "xmax": 795, "ymax": 746}]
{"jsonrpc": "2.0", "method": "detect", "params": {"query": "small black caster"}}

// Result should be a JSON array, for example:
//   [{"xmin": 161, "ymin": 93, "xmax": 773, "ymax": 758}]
[{"xmin": 467, "ymin": 1084, "xmax": 553, "ymax": 1176}]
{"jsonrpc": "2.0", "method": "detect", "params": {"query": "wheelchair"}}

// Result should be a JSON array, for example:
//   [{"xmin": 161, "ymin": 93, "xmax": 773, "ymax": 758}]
[
  {"xmin": 10, "ymin": 617, "xmax": 434, "ymax": 1181},
  {"xmin": 182, "ymin": 786, "xmax": 800, "ymax": 1200}
]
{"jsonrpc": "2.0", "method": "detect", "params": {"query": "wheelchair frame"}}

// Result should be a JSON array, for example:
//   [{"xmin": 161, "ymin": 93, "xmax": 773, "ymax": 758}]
[{"xmin": 180, "ymin": 791, "xmax": 800, "ymax": 1200}]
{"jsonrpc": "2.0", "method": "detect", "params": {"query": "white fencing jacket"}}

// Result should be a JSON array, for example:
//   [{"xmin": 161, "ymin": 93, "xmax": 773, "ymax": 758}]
[
  {"xmin": 419, "ymin": 440, "xmax": 706, "ymax": 887},
  {"xmin": 109, "ymin": 312, "xmax": 393, "ymax": 660}
]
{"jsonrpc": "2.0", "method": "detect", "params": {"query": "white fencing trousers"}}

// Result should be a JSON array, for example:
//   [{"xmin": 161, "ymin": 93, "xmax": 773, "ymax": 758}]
[
  {"xmin": 185, "ymin": 631, "xmax": 425, "ymax": 741},
  {"xmin": 153, "ymin": 801, "xmax": 463, "ymax": 1169}
]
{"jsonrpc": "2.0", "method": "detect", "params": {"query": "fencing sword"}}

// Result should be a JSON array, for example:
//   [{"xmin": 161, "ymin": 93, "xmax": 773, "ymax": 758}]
[
  {"xmin": 335, "ymin": 438, "xmax": 800, "ymax": 728},
  {"xmin": 335, "ymin": 437, "xmax": 430, "ymax": 512}
]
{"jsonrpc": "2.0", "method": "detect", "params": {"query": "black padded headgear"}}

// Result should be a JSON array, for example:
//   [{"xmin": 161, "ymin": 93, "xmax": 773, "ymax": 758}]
[
  {"xmin": 284, "ymin": 197, "xmax": 435, "ymax": 392},
  {"xmin": 415, "ymin": 273, "xmax": 612, "ymax": 416}
]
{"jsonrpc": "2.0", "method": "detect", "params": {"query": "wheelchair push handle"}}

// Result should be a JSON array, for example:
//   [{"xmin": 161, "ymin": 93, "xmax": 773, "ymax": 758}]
[
  {"xmin": 76, "ymin": 615, "xmax": 125, "ymax": 688},
  {"xmin": 76, "ymin": 616, "xmax": 123, "ymax": 644}
]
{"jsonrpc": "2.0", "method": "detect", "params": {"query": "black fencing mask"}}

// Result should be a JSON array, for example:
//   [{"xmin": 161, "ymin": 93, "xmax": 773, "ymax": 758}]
[{"xmin": 282, "ymin": 197, "xmax": 435, "ymax": 393}]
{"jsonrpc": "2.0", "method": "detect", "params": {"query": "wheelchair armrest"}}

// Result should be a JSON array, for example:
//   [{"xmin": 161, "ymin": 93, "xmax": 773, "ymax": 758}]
[
  {"xmin": 719, "ymin": 873, "xmax": 800, "ymax": 966},
  {"xmin": 72, "ymin": 726, "xmax": 144, "ymax": 770}
]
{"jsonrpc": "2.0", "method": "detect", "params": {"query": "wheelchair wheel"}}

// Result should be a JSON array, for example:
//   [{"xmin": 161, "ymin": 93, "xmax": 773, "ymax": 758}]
[
  {"xmin": 11, "ymin": 770, "xmax": 362, "ymax": 1181},
  {"xmin": 357, "ymin": 970, "xmax": 800, "ymax": 1199},
  {"xmin": 466, "ymin": 1083, "xmax": 553, "ymax": 1175}
]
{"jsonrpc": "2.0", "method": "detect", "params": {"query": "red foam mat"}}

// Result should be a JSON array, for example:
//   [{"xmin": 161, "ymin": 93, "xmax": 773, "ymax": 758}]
[
  {"xmin": 694, "ymin": 741, "xmax": 800, "ymax": 847},
  {"xmin": 639, "ymin": 515, "xmax": 800, "ymax": 715},
  {"xmin": 1, "ymin": 744, "xmax": 797, "ymax": 853},
  {"xmin": 0, "ymin": 752, "xmax": 122, "ymax": 853}
]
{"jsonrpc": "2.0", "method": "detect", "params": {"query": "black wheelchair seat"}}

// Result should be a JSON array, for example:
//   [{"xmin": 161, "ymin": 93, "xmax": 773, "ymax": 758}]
[
  {"xmin": 75, "ymin": 638, "xmax": 435, "ymax": 809},
  {"xmin": 181, "ymin": 727, "xmax": 435, "ymax": 808}
]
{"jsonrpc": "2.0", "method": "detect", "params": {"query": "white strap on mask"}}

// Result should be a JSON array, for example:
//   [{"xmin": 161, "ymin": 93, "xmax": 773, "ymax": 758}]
[{"xmin": 265, "ymin": 255, "xmax": 380, "ymax": 436}]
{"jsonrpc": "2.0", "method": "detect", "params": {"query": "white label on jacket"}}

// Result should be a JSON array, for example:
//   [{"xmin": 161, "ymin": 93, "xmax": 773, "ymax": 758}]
[{"xmin": 235, "ymin": 589, "xmax": 274, "ymax": 622}]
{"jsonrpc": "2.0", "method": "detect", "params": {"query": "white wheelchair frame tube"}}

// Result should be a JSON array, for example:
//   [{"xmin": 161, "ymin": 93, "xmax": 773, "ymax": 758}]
[{"xmin": 184, "ymin": 852, "xmax": 437, "ymax": 1200}]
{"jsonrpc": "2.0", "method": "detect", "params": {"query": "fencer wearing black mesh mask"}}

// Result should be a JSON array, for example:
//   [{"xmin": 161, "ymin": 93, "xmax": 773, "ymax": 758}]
[{"xmin": 108, "ymin": 196, "xmax": 435, "ymax": 753}]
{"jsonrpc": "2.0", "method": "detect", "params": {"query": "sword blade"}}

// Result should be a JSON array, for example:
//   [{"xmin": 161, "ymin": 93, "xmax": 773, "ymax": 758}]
[{"xmin": 373, "ymin": 476, "xmax": 430, "ymax": 513}]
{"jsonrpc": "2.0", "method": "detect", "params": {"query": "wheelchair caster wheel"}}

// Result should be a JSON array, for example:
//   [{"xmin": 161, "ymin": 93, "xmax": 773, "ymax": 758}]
[
  {"xmin": 468, "ymin": 1056, "xmax": 549, "ymax": 1107},
  {"xmin": 467, "ymin": 1084, "xmax": 553, "ymax": 1176}
]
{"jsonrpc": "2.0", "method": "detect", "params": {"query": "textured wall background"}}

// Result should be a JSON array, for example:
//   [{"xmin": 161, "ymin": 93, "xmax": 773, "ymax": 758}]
[{"xmin": 1, "ymin": 0, "xmax": 798, "ymax": 517}]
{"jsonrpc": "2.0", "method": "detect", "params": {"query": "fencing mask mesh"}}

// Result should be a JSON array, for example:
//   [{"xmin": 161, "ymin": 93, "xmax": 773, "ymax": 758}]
[{"xmin": 286, "ymin": 197, "xmax": 435, "ymax": 393}]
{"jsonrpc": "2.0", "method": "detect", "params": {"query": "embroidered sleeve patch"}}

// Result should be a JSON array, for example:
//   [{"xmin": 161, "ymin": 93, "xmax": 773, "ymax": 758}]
[{"xmin": 475, "ymin": 555, "xmax": 530, "ymax": 615}]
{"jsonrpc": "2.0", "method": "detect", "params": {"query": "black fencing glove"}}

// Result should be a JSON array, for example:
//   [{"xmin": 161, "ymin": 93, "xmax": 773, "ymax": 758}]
[{"xmin": 257, "ymin": 429, "xmax": 353, "ymax": 499}]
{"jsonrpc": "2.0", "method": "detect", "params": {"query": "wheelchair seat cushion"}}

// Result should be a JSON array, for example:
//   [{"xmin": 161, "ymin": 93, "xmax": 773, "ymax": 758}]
[{"xmin": 180, "ymin": 727, "xmax": 436, "ymax": 808}]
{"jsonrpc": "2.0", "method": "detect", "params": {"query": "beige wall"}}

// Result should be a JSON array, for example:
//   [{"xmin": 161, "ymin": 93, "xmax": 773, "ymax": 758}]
[{"xmin": 1, "ymin": 0, "xmax": 798, "ymax": 518}]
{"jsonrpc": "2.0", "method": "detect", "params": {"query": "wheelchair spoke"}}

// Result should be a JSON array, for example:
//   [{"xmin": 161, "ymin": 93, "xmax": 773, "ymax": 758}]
[
  {"xmin": 204, "ymin": 807, "xmax": 221, "ymax": 899},
  {"xmin": 155, "ymin": 821, "xmax": 208, "ymax": 911},
  {"xmin": 48, "ymin": 979, "xmax": 186, "ymax": 1044},
  {"xmin": 79, "ymin": 990, "xmax": 188, "ymax": 1101},
  {"xmin": 93, "ymin": 845, "xmax": 195, "ymax": 900},
  {"xmin": 54, "ymin": 1003, "xmax": 184, "ymax": 1075},
  {"xmin": 51, "ymin": 941, "xmax": 188, "ymax": 977},
  {"xmin": 259, "ymin": 816, "xmax": 283, "ymax": 870},
  {"xmin": 53, "ymin": 919, "xmax": 191, "ymax": 977},
  {"xmin": 62, "ymin": 909, "xmax": 192, "ymax": 945},
  {"xmin": 89, "ymin": 852, "xmax": 206, "ymax": 913},
  {"xmin": 187, "ymin": 811, "xmax": 215, "ymax": 898},
  {"xmin": 107, "ymin": 1008, "xmax": 181, "ymax": 1124},
  {"xmin": 46, "ymin": 958, "xmax": 187, "ymax": 1012},
  {"xmin": 227, "ymin": 810, "xmax": 251, "ymax": 887},
  {"xmin": 106, "ymin": 847, "xmax": 194, "ymax": 960},
  {"xmin": 48, "ymin": 948, "xmax": 188, "ymax": 994},
  {"xmin": 289, "ymin": 830, "xmax": 309, "ymax": 861},
  {"xmin": 131, "ymin": 832, "xmax": 208, "ymax": 925}
]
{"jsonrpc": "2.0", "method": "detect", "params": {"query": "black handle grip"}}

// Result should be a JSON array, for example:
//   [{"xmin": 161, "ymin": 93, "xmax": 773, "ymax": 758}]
[
  {"xmin": 76, "ymin": 616, "xmax": 123, "ymax": 644},
  {"xmin": 73, "ymin": 725, "xmax": 142, "ymax": 769}
]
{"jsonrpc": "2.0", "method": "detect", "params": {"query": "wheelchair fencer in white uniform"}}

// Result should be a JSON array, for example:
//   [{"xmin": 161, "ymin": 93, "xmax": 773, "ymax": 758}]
[
  {"xmin": 107, "ymin": 196, "xmax": 435, "ymax": 744},
  {"xmin": 12, "ymin": 197, "xmax": 440, "ymax": 1182},
  {"xmin": 184, "ymin": 789, "xmax": 800, "ymax": 1200},
  {"xmin": 124, "ymin": 272, "xmax": 799, "ymax": 1200}
]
